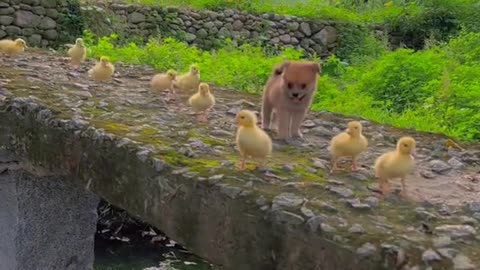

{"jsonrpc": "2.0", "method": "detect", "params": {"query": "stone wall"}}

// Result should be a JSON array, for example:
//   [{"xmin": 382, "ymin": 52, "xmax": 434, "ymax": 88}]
[
  {"xmin": 0, "ymin": 0, "xmax": 67, "ymax": 47},
  {"xmin": 87, "ymin": 2, "xmax": 341, "ymax": 57}
]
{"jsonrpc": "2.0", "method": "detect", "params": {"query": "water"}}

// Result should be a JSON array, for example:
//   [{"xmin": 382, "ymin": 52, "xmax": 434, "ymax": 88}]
[{"xmin": 94, "ymin": 201, "xmax": 214, "ymax": 270}]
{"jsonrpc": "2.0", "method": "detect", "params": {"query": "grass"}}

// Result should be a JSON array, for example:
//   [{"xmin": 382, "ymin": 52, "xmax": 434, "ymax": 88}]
[{"xmin": 82, "ymin": 29, "xmax": 480, "ymax": 142}]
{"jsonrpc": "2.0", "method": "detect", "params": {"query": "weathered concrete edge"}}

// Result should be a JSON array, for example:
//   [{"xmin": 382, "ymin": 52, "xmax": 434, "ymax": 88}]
[{"xmin": 0, "ymin": 96, "xmax": 386, "ymax": 270}]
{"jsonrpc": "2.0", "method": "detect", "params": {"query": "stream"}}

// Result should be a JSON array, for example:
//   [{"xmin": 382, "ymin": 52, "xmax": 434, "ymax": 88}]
[{"xmin": 93, "ymin": 201, "xmax": 214, "ymax": 270}]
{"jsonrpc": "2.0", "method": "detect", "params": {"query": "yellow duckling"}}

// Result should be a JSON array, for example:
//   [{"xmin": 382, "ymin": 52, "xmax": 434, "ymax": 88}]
[
  {"xmin": 67, "ymin": 38, "xmax": 87, "ymax": 69},
  {"xmin": 0, "ymin": 38, "xmax": 27, "ymax": 57},
  {"xmin": 374, "ymin": 136, "xmax": 416, "ymax": 197},
  {"xmin": 173, "ymin": 64, "xmax": 200, "ymax": 91},
  {"xmin": 88, "ymin": 56, "xmax": 115, "ymax": 82},
  {"xmin": 150, "ymin": 69, "xmax": 177, "ymax": 93},
  {"xmin": 235, "ymin": 110, "xmax": 272, "ymax": 171},
  {"xmin": 188, "ymin": 82, "xmax": 215, "ymax": 122},
  {"xmin": 328, "ymin": 121, "xmax": 368, "ymax": 172}
]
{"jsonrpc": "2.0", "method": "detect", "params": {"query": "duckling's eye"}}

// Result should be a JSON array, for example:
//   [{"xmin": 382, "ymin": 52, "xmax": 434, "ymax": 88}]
[
  {"xmin": 403, "ymin": 144, "xmax": 408, "ymax": 147},
  {"xmin": 240, "ymin": 116, "xmax": 245, "ymax": 119},
  {"xmin": 354, "ymin": 127, "xmax": 358, "ymax": 129},
  {"xmin": 287, "ymin": 82, "xmax": 293, "ymax": 89},
  {"xmin": 300, "ymin": 83, "xmax": 307, "ymax": 89}
]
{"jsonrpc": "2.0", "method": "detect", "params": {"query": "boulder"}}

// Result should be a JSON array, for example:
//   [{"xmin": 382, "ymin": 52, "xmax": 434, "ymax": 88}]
[{"xmin": 13, "ymin": 10, "xmax": 40, "ymax": 28}]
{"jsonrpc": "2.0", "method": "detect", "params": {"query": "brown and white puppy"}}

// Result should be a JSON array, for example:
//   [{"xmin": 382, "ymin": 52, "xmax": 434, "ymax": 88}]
[{"xmin": 261, "ymin": 61, "xmax": 321, "ymax": 139}]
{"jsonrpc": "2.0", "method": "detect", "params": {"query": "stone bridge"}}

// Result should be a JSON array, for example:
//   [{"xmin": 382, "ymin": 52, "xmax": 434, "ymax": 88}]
[{"xmin": 0, "ymin": 51, "xmax": 479, "ymax": 270}]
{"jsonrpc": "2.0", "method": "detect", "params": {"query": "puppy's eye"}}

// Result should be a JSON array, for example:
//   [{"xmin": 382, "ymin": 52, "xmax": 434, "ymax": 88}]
[
  {"xmin": 300, "ymin": 83, "xmax": 307, "ymax": 89},
  {"xmin": 287, "ymin": 82, "xmax": 293, "ymax": 89}
]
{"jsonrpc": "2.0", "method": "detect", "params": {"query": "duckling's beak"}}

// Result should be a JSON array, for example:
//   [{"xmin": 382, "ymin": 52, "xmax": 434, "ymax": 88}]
[
  {"xmin": 410, "ymin": 148, "xmax": 417, "ymax": 159},
  {"xmin": 345, "ymin": 128, "xmax": 352, "ymax": 135}
]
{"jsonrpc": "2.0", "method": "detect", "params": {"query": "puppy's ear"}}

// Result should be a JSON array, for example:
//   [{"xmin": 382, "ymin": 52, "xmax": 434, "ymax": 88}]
[
  {"xmin": 311, "ymin": 62, "xmax": 321, "ymax": 75},
  {"xmin": 280, "ymin": 61, "xmax": 290, "ymax": 71},
  {"xmin": 273, "ymin": 65, "xmax": 283, "ymax": 76}
]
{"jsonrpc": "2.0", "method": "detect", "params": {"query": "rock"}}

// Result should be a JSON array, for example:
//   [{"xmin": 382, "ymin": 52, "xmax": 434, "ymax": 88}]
[
  {"xmin": 348, "ymin": 224, "xmax": 365, "ymax": 234},
  {"xmin": 302, "ymin": 120, "xmax": 316, "ymax": 128},
  {"xmin": 278, "ymin": 34, "xmax": 291, "ymax": 44},
  {"xmin": 349, "ymin": 172, "xmax": 368, "ymax": 181},
  {"xmin": 196, "ymin": 28, "xmax": 207, "ymax": 38},
  {"xmin": 422, "ymin": 249, "xmax": 441, "ymax": 263},
  {"xmin": 0, "ymin": 7, "xmax": 14, "ymax": 15},
  {"xmin": 299, "ymin": 22, "xmax": 311, "ymax": 36},
  {"xmin": 232, "ymin": 20, "xmax": 243, "ymax": 31},
  {"xmin": 356, "ymin": 243, "xmax": 376, "ymax": 258},
  {"xmin": 40, "ymin": 0, "xmax": 57, "ymax": 8},
  {"xmin": 42, "ymin": 29, "xmax": 57, "ymax": 40},
  {"xmin": 429, "ymin": 160, "xmax": 451, "ymax": 174},
  {"xmin": 452, "ymin": 254, "xmax": 476, "ymax": 270},
  {"xmin": 210, "ymin": 129, "xmax": 232, "ymax": 137},
  {"xmin": 306, "ymin": 215, "xmax": 325, "ymax": 233},
  {"xmin": 420, "ymin": 170, "xmax": 436, "ymax": 179},
  {"xmin": 281, "ymin": 164, "xmax": 294, "ymax": 172},
  {"xmin": 219, "ymin": 184, "xmax": 242, "ymax": 199},
  {"xmin": 459, "ymin": 216, "xmax": 478, "ymax": 226},
  {"xmin": 312, "ymin": 26, "xmax": 337, "ymax": 45},
  {"xmin": 468, "ymin": 201, "xmax": 480, "ymax": 213},
  {"xmin": 45, "ymin": 8, "xmax": 58, "ymax": 19},
  {"xmin": 433, "ymin": 236, "xmax": 452, "ymax": 248},
  {"xmin": 346, "ymin": 198, "xmax": 371, "ymax": 210},
  {"xmin": 129, "ymin": 12, "xmax": 145, "ymax": 24},
  {"xmin": 184, "ymin": 32, "xmax": 196, "ymax": 42},
  {"xmin": 448, "ymin": 157, "xmax": 465, "ymax": 169},
  {"xmin": 76, "ymin": 91, "xmax": 92, "ymax": 99},
  {"xmin": 22, "ymin": 27, "xmax": 34, "ymax": 36},
  {"xmin": 32, "ymin": 6, "xmax": 45, "ymax": 15},
  {"xmin": 0, "ymin": 15, "xmax": 13, "ymax": 25},
  {"xmin": 38, "ymin": 16, "xmax": 55, "ymax": 30},
  {"xmin": 300, "ymin": 205, "xmax": 314, "ymax": 218},
  {"xmin": 320, "ymin": 223, "xmax": 336, "ymax": 233},
  {"xmin": 437, "ymin": 248, "xmax": 458, "ymax": 259},
  {"xmin": 310, "ymin": 126, "xmax": 333, "ymax": 137},
  {"xmin": 271, "ymin": 193, "xmax": 303, "ymax": 210},
  {"xmin": 327, "ymin": 186, "xmax": 353, "ymax": 198},
  {"xmin": 312, "ymin": 158, "xmax": 328, "ymax": 170},
  {"xmin": 287, "ymin": 22, "xmax": 299, "ymax": 31},
  {"xmin": 414, "ymin": 207, "xmax": 437, "ymax": 221},
  {"xmin": 207, "ymin": 174, "xmax": 224, "ymax": 185},
  {"xmin": 364, "ymin": 197, "xmax": 379, "ymax": 208},
  {"xmin": 14, "ymin": 10, "xmax": 40, "ymax": 28},
  {"xmin": 0, "ymin": 29, "xmax": 6, "ymax": 38},
  {"xmin": 272, "ymin": 210, "xmax": 304, "ymax": 226},
  {"xmin": 435, "ymin": 225, "xmax": 476, "ymax": 239},
  {"xmin": 5, "ymin": 25, "xmax": 21, "ymax": 35}
]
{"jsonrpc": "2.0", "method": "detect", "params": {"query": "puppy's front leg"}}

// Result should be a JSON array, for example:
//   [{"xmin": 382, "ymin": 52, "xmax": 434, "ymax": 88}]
[
  {"xmin": 291, "ymin": 111, "xmax": 307, "ymax": 138},
  {"xmin": 276, "ymin": 110, "xmax": 290, "ymax": 139}
]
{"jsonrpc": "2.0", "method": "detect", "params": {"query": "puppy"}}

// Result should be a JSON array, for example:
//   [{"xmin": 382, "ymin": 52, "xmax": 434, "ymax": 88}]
[{"xmin": 261, "ymin": 61, "xmax": 321, "ymax": 139}]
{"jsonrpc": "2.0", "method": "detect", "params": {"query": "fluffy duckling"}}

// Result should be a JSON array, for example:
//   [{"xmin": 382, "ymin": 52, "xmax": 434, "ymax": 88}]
[
  {"xmin": 88, "ymin": 56, "xmax": 115, "ymax": 82},
  {"xmin": 67, "ymin": 38, "xmax": 87, "ymax": 69},
  {"xmin": 328, "ymin": 121, "xmax": 368, "ymax": 172},
  {"xmin": 150, "ymin": 69, "xmax": 177, "ymax": 93},
  {"xmin": 374, "ymin": 136, "xmax": 416, "ymax": 197},
  {"xmin": 235, "ymin": 110, "xmax": 272, "ymax": 171},
  {"xmin": 188, "ymin": 82, "xmax": 215, "ymax": 122},
  {"xmin": 0, "ymin": 38, "xmax": 27, "ymax": 57},
  {"xmin": 173, "ymin": 64, "xmax": 200, "ymax": 91}
]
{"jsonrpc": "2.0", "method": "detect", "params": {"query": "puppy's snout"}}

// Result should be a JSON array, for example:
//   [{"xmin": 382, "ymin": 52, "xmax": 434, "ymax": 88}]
[{"xmin": 292, "ymin": 93, "xmax": 299, "ymax": 98}]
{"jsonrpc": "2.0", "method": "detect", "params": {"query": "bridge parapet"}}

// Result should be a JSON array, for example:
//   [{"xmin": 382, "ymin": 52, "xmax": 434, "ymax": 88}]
[{"xmin": 0, "ymin": 51, "xmax": 479, "ymax": 269}]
